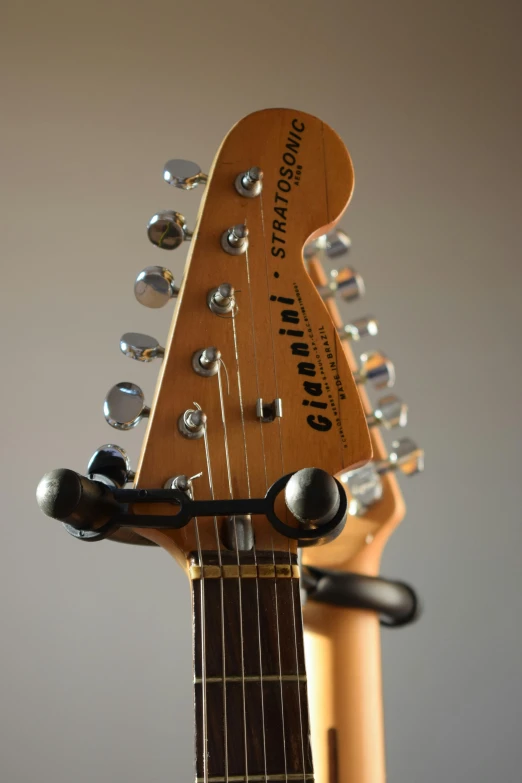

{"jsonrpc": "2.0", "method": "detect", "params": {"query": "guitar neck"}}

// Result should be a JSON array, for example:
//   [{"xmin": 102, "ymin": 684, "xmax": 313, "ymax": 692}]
[{"xmin": 192, "ymin": 548, "xmax": 314, "ymax": 783}]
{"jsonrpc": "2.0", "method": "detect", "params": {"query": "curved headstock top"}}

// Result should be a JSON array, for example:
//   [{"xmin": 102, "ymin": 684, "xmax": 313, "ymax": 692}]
[{"xmin": 132, "ymin": 109, "xmax": 372, "ymax": 561}]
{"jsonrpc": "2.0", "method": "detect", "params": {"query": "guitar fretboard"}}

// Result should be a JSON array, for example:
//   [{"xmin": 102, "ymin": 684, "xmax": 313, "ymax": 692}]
[{"xmin": 191, "ymin": 550, "xmax": 314, "ymax": 783}]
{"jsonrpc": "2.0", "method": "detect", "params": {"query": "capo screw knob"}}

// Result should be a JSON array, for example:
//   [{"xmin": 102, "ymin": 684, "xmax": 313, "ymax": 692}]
[
  {"xmin": 103, "ymin": 382, "xmax": 150, "ymax": 430},
  {"xmin": 338, "ymin": 315, "xmax": 379, "ymax": 341},
  {"xmin": 87, "ymin": 444, "xmax": 135, "ymax": 487},
  {"xmin": 134, "ymin": 265, "xmax": 179, "ymax": 308},
  {"xmin": 147, "ymin": 210, "xmax": 193, "ymax": 250},
  {"xmin": 221, "ymin": 224, "xmax": 249, "ymax": 255},
  {"xmin": 304, "ymin": 229, "xmax": 352, "ymax": 259},
  {"xmin": 178, "ymin": 408, "xmax": 207, "ymax": 439},
  {"xmin": 354, "ymin": 350, "xmax": 395, "ymax": 389},
  {"xmin": 317, "ymin": 266, "xmax": 365, "ymax": 302},
  {"xmin": 163, "ymin": 159, "xmax": 208, "ymax": 190},
  {"xmin": 235, "ymin": 166, "xmax": 263, "ymax": 198},
  {"xmin": 120, "ymin": 332, "xmax": 165, "ymax": 362},
  {"xmin": 366, "ymin": 395, "xmax": 408, "ymax": 430}
]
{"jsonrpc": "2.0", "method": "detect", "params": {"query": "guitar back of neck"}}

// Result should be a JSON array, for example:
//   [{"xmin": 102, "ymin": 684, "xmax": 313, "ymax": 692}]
[{"xmin": 192, "ymin": 550, "xmax": 314, "ymax": 783}]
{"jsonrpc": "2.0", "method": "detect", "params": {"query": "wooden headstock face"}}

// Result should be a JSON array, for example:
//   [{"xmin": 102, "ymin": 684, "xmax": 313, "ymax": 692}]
[
  {"xmin": 302, "ymin": 257, "xmax": 406, "ymax": 575},
  {"xmin": 132, "ymin": 109, "xmax": 372, "ymax": 563}
]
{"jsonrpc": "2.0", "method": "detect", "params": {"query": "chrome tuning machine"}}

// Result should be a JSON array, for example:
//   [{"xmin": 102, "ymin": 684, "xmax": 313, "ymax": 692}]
[
  {"xmin": 317, "ymin": 266, "xmax": 365, "ymax": 302},
  {"xmin": 147, "ymin": 210, "xmax": 192, "ymax": 250},
  {"xmin": 104, "ymin": 382, "xmax": 150, "ymax": 430},
  {"xmin": 341, "ymin": 438, "xmax": 424, "ymax": 516},
  {"xmin": 366, "ymin": 395, "xmax": 408, "ymax": 430},
  {"xmin": 304, "ymin": 228, "xmax": 352, "ymax": 259},
  {"xmin": 87, "ymin": 444, "xmax": 135, "ymax": 487},
  {"xmin": 163, "ymin": 159, "xmax": 207, "ymax": 190},
  {"xmin": 134, "ymin": 265, "xmax": 179, "ymax": 308},
  {"xmin": 120, "ymin": 333, "xmax": 165, "ymax": 362},
  {"xmin": 354, "ymin": 351, "xmax": 395, "ymax": 389},
  {"xmin": 339, "ymin": 315, "xmax": 379, "ymax": 341}
]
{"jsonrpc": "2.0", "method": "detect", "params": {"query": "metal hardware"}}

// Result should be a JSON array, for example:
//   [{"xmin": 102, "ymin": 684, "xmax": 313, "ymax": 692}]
[
  {"xmin": 340, "ymin": 437, "xmax": 424, "ymax": 515},
  {"xmin": 134, "ymin": 265, "xmax": 179, "ymax": 308},
  {"xmin": 256, "ymin": 397, "xmax": 283, "ymax": 422},
  {"xmin": 103, "ymin": 382, "xmax": 150, "ymax": 430},
  {"xmin": 147, "ymin": 210, "xmax": 193, "ymax": 250},
  {"xmin": 163, "ymin": 159, "xmax": 207, "ymax": 190},
  {"xmin": 120, "ymin": 332, "xmax": 165, "ymax": 362},
  {"xmin": 220, "ymin": 224, "xmax": 249, "ymax": 255},
  {"xmin": 178, "ymin": 408, "xmax": 207, "ymax": 439},
  {"xmin": 222, "ymin": 515, "xmax": 254, "ymax": 551},
  {"xmin": 304, "ymin": 229, "xmax": 352, "ymax": 259},
  {"xmin": 87, "ymin": 444, "xmax": 134, "ymax": 487},
  {"xmin": 303, "ymin": 567, "xmax": 421, "ymax": 628},
  {"xmin": 37, "ymin": 470, "xmax": 346, "ymax": 547},
  {"xmin": 235, "ymin": 166, "xmax": 263, "ymax": 198},
  {"xmin": 317, "ymin": 266, "xmax": 365, "ymax": 302},
  {"xmin": 366, "ymin": 395, "xmax": 408, "ymax": 430},
  {"xmin": 338, "ymin": 315, "xmax": 379, "ymax": 342},
  {"xmin": 354, "ymin": 350, "xmax": 395, "ymax": 389},
  {"xmin": 208, "ymin": 283, "xmax": 236, "ymax": 314},
  {"xmin": 164, "ymin": 474, "xmax": 194, "ymax": 497},
  {"xmin": 192, "ymin": 347, "xmax": 221, "ymax": 376}
]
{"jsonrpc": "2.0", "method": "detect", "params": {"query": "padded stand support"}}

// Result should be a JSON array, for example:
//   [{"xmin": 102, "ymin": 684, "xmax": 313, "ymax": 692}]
[{"xmin": 302, "ymin": 566, "xmax": 421, "ymax": 628}]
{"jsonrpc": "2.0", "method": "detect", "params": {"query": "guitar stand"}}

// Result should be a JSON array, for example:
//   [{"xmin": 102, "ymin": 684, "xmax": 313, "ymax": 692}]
[{"xmin": 302, "ymin": 566, "xmax": 421, "ymax": 628}]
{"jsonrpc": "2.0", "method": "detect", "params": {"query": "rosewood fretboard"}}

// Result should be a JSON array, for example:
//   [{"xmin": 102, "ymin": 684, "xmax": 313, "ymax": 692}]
[{"xmin": 191, "ymin": 549, "xmax": 314, "ymax": 783}]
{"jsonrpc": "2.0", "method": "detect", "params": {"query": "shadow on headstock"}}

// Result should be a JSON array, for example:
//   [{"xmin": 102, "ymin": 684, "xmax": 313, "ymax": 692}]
[{"xmin": 128, "ymin": 109, "xmax": 372, "ymax": 564}]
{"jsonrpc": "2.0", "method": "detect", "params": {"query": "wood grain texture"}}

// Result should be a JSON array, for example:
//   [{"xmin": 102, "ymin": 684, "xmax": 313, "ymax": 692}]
[{"xmin": 129, "ymin": 108, "xmax": 372, "ymax": 563}]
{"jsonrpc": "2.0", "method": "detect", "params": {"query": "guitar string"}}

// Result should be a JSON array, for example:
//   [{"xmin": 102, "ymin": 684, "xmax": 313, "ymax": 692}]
[
  {"xmin": 287, "ymin": 539, "xmax": 307, "ymax": 782},
  {"xmin": 202, "ymin": 406, "xmax": 229, "ymax": 783},
  {"xmin": 230, "ymin": 304, "xmax": 250, "ymax": 783},
  {"xmin": 244, "ymin": 242, "xmax": 269, "ymax": 783},
  {"xmin": 258, "ymin": 176, "xmax": 289, "ymax": 783},
  {"xmin": 193, "ymin": 513, "xmax": 208, "ymax": 783}
]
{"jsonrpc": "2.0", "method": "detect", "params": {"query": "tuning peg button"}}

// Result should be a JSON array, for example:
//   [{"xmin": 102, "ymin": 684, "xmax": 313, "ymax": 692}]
[
  {"xmin": 366, "ymin": 395, "xmax": 408, "ymax": 430},
  {"xmin": 87, "ymin": 444, "xmax": 135, "ymax": 487},
  {"xmin": 134, "ymin": 265, "xmax": 179, "ymax": 308},
  {"xmin": 304, "ymin": 229, "xmax": 352, "ymax": 259},
  {"xmin": 147, "ymin": 210, "xmax": 193, "ymax": 250},
  {"xmin": 104, "ymin": 382, "xmax": 150, "ymax": 431},
  {"xmin": 163, "ymin": 159, "xmax": 208, "ymax": 190},
  {"xmin": 354, "ymin": 351, "xmax": 395, "ymax": 389},
  {"xmin": 317, "ymin": 267, "xmax": 365, "ymax": 302},
  {"xmin": 120, "ymin": 333, "xmax": 165, "ymax": 362},
  {"xmin": 338, "ymin": 315, "xmax": 379, "ymax": 341},
  {"xmin": 340, "ymin": 437, "xmax": 424, "ymax": 515}
]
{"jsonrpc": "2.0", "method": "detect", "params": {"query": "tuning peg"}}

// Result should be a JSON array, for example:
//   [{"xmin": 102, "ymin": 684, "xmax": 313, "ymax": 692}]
[
  {"xmin": 163, "ymin": 159, "xmax": 208, "ymax": 190},
  {"xmin": 366, "ymin": 395, "xmax": 408, "ymax": 430},
  {"xmin": 304, "ymin": 229, "xmax": 352, "ymax": 259},
  {"xmin": 120, "ymin": 332, "xmax": 165, "ymax": 362},
  {"xmin": 354, "ymin": 351, "xmax": 395, "ymax": 389},
  {"xmin": 338, "ymin": 315, "xmax": 379, "ymax": 341},
  {"xmin": 377, "ymin": 437, "xmax": 424, "ymax": 476},
  {"xmin": 147, "ymin": 210, "xmax": 193, "ymax": 250},
  {"xmin": 340, "ymin": 437, "xmax": 424, "ymax": 515},
  {"xmin": 317, "ymin": 266, "xmax": 365, "ymax": 302},
  {"xmin": 103, "ymin": 382, "xmax": 150, "ymax": 430},
  {"xmin": 134, "ymin": 265, "xmax": 179, "ymax": 308},
  {"xmin": 87, "ymin": 444, "xmax": 135, "ymax": 487}
]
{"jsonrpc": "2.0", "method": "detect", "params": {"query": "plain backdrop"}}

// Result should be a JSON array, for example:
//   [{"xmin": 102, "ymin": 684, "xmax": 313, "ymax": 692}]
[{"xmin": 1, "ymin": 1, "xmax": 521, "ymax": 782}]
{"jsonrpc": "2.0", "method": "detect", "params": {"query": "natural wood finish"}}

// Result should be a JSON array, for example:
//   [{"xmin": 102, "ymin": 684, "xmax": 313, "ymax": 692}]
[
  {"xmin": 302, "ymin": 258, "xmax": 407, "ymax": 783},
  {"xmin": 130, "ymin": 108, "xmax": 371, "ymax": 563}
]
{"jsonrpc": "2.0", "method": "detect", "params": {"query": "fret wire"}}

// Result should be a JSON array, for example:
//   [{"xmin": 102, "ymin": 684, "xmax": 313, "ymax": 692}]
[
  {"xmin": 197, "ymin": 776, "xmax": 315, "ymax": 783},
  {"xmin": 194, "ymin": 675, "xmax": 307, "ymax": 684},
  {"xmin": 189, "ymin": 564, "xmax": 300, "ymax": 580}
]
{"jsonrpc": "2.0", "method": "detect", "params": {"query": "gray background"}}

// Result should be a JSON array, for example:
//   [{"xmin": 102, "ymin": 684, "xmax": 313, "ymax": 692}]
[{"xmin": 1, "ymin": 1, "xmax": 521, "ymax": 781}]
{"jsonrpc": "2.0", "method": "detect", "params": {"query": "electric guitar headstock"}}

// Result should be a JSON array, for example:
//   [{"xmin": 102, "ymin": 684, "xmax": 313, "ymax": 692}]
[{"xmin": 301, "ymin": 231, "xmax": 424, "ymax": 576}]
